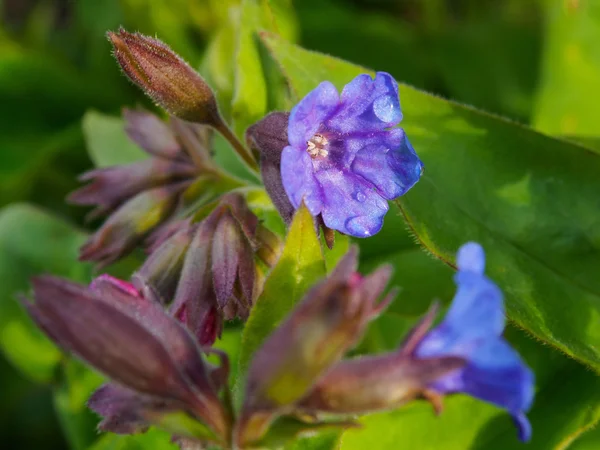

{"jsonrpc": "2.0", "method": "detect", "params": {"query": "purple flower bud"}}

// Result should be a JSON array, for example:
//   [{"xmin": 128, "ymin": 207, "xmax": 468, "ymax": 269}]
[
  {"xmin": 132, "ymin": 224, "xmax": 195, "ymax": 303},
  {"xmin": 123, "ymin": 108, "xmax": 182, "ymax": 160},
  {"xmin": 281, "ymin": 73, "xmax": 423, "ymax": 237},
  {"xmin": 414, "ymin": 242, "xmax": 535, "ymax": 442},
  {"xmin": 68, "ymin": 158, "xmax": 197, "ymax": 220},
  {"xmin": 80, "ymin": 184, "xmax": 186, "ymax": 267},
  {"xmin": 108, "ymin": 28, "xmax": 220, "ymax": 124},
  {"xmin": 238, "ymin": 247, "xmax": 392, "ymax": 444},
  {"xmin": 23, "ymin": 275, "xmax": 230, "ymax": 439},
  {"xmin": 88, "ymin": 383, "xmax": 177, "ymax": 434}
]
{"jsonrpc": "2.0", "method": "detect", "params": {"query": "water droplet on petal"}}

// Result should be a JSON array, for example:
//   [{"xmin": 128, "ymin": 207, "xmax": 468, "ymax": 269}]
[
  {"xmin": 373, "ymin": 95, "xmax": 401, "ymax": 123},
  {"xmin": 354, "ymin": 190, "xmax": 366, "ymax": 203}
]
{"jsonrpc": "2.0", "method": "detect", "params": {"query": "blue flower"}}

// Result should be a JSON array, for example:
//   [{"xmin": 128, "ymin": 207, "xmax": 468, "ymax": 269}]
[
  {"xmin": 415, "ymin": 242, "xmax": 535, "ymax": 441},
  {"xmin": 281, "ymin": 72, "xmax": 423, "ymax": 238}
]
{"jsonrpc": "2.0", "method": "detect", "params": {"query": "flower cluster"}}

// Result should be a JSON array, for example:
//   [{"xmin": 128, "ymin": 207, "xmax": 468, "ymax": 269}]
[
  {"xmin": 23, "ymin": 244, "xmax": 533, "ymax": 448},
  {"xmin": 70, "ymin": 108, "xmax": 220, "ymax": 267},
  {"xmin": 23, "ymin": 29, "xmax": 536, "ymax": 450}
]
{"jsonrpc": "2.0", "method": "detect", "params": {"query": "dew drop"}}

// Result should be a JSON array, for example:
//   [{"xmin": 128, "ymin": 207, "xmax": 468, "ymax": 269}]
[{"xmin": 354, "ymin": 190, "xmax": 366, "ymax": 203}]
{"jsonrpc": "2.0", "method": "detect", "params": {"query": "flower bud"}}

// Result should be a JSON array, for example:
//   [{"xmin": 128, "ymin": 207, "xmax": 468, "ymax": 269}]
[
  {"xmin": 246, "ymin": 112, "xmax": 294, "ymax": 224},
  {"xmin": 108, "ymin": 28, "xmax": 220, "ymax": 124},
  {"xmin": 132, "ymin": 224, "xmax": 195, "ymax": 303},
  {"xmin": 238, "ymin": 247, "xmax": 393, "ymax": 444},
  {"xmin": 23, "ymin": 275, "xmax": 230, "ymax": 440},
  {"xmin": 170, "ymin": 210, "xmax": 222, "ymax": 346},
  {"xmin": 123, "ymin": 108, "xmax": 182, "ymax": 160},
  {"xmin": 80, "ymin": 184, "xmax": 185, "ymax": 267},
  {"xmin": 68, "ymin": 158, "xmax": 196, "ymax": 220}
]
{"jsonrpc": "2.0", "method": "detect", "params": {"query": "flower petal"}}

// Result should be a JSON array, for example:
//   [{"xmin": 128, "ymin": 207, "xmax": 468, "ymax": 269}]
[
  {"xmin": 457, "ymin": 241, "xmax": 486, "ymax": 274},
  {"xmin": 351, "ymin": 130, "xmax": 423, "ymax": 200},
  {"xmin": 416, "ymin": 272, "xmax": 505, "ymax": 358},
  {"xmin": 327, "ymin": 72, "xmax": 402, "ymax": 134},
  {"xmin": 281, "ymin": 145, "xmax": 324, "ymax": 215},
  {"xmin": 430, "ymin": 338, "xmax": 534, "ymax": 441},
  {"xmin": 316, "ymin": 169, "xmax": 388, "ymax": 237},
  {"xmin": 287, "ymin": 81, "xmax": 339, "ymax": 148}
]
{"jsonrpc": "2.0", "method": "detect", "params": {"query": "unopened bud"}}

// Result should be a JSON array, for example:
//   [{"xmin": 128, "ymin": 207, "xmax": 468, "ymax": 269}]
[
  {"xmin": 79, "ymin": 184, "xmax": 185, "ymax": 267},
  {"xmin": 68, "ymin": 158, "xmax": 196, "ymax": 220},
  {"xmin": 108, "ymin": 28, "xmax": 220, "ymax": 124},
  {"xmin": 133, "ymin": 225, "xmax": 195, "ymax": 303},
  {"xmin": 123, "ymin": 108, "xmax": 182, "ymax": 160}
]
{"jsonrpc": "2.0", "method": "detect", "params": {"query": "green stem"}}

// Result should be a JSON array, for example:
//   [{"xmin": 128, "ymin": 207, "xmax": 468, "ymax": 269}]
[{"xmin": 214, "ymin": 119, "xmax": 260, "ymax": 173}]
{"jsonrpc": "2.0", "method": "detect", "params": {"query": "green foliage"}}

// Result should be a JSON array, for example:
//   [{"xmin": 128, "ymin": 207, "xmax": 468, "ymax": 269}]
[
  {"xmin": 54, "ymin": 360, "xmax": 104, "ymax": 450},
  {"xmin": 235, "ymin": 204, "xmax": 325, "ymax": 405},
  {"xmin": 0, "ymin": 204, "xmax": 91, "ymax": 382},
  {"xmin": 82, "ymin": 111, "xmax": 147, "ymax": 167},
  {"xmin": 259, "ymin": 32, "xmax": 600, "ymax": 373},
  {"xmin": 534, "ymin": 0, "xmax": 600, "ymax": 139},
  {"xmin": 88, "ymin": 428, "xmax": 178, "ymax": 450}
]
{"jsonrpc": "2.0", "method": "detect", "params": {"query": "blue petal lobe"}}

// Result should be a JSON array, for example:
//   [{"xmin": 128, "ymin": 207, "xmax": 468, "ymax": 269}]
[
  {"xmin": 513, "ymin": 412, "xmax": 532, "ymax": 442},
  {"xmin": 315, "ymin": 169, "xmax": 388, "ymax": 237},
  {"xmin": 457, "ymin": 242, "xmax": 486, "ymax": 274},
  {"xmin": 288, "ymin": 81, "xmax": 339, "ymax": 148},
  {"xmin": 351, "ymin": 130, "xmax": 423, "ymax": 200},
  {"xmin": 281, "ymin": 145, "xmax": 324, "ymax": 215},
  {"xmin": 327, "ymin": 72, "xmax": 402, "ymax": 134}
]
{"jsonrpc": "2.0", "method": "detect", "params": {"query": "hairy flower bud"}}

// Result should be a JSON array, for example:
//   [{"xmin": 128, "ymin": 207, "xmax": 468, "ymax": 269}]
[
  {"xmin": 108, "ymin": 28, "xmax": 220, "ymax": 124},
  {"xmin": 238, "ymin": 247, "xmax": 393, "ymax": 444}
]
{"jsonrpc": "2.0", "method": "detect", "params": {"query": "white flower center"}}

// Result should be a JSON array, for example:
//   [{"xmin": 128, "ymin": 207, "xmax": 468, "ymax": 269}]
[{"xmin": 306, "ymin": 133, "xmax": 329, "ymax": 158}]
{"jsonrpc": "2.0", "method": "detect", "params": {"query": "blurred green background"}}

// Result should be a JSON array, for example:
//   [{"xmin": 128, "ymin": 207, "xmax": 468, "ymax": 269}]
[{"xmin": 0, "ymin": 0, "xmax": 597, "ymax": 448}]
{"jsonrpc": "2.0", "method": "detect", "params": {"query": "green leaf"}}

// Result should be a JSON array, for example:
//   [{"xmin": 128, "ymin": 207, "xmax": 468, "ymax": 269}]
[
  {"xmin": 570, "ymin": 427, "xmax": 600, "ymax": 450},
  {"xmin": 235, "ymin": 204, "xmax": 326, "ymax": 405},
  {"xmin": 82, "ymin": 110, "xmax": 146, "ymax": 167},
  {"xmin": 54, "ymin": 360, "xmax": 104, "ymax": 450},
  {"xmin": 88, "ymin": 428, "xmax": 178, "ymax": 450},
  {"xmin": 259, "ymin": 32, "xmax": 600, "ymax": 371},
  {"xmin": 533, "ymin": 0, "xmax": 600, "ymax": 138},
  {"xmin": 0, "ymin": 204, "xmax": 91, "ymax": 382},
  {"xmin": 231, "ymin": 0, "xmax": 268, "ymax": 139}
]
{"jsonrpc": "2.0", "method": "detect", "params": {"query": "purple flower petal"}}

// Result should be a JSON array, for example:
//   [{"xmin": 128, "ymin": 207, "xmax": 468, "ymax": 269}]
[
  {"xmin": 351, "ymin": 130, "xmax": 423, "ymax": 200},
  {"xmin": 281, "ymin": 145, "xmax": 324, "ymax": 214},
  {"xmin": 415, "ymin": 242, "xmax": 534, "ymax": 442},
  {"xmin": 287, "ymin": 81, "xmax": 339, "ymax": 148},
  {"xmin": 316, "ymin": 169, "xmax": 388, "ymax": 237},
  {"xmin": 327, "ymin": 72, "xmax": 402, "ymax": 134},
  {"xmin": 281, "ymin": 72, "xmax": 422, "ymax": 237}
]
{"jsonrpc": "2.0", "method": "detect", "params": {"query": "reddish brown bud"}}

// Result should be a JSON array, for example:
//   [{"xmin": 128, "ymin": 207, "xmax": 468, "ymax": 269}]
[{"xmin": 108, "ymin": 28, "xmax": 219, "ymax": 123}]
